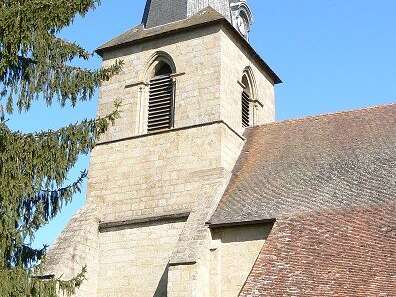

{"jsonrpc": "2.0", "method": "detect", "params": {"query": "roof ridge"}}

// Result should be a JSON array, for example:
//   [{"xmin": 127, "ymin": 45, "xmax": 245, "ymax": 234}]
[{"xmin": 250, "ymin": 102, "xmax": 396, "ymax": 130}]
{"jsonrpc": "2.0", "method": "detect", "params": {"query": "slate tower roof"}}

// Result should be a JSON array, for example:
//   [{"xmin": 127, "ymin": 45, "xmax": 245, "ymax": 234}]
[
  {"xmin": 140, "ymin": 0, "xmax": 253, "ymax": 40},
  {"xmin": 142, "ymin": 0, "xmax": 233, "ymax": 28}
]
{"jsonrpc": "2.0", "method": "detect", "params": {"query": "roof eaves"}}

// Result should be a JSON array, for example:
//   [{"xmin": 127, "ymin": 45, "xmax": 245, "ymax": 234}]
[
  {"xmin": 95, "ymin": 9, "xmax": 282, "ymax": 85},
  {"xmin": 207, "ymin": 218, "xmax": 276, "ymax": 229},
  {"xmin": 219, "ymin": 21, "xmax": 282, "ymax": 84},
  {"xmin": 95, "ymin": 17, "xmax": 224, "ymax": 56}
]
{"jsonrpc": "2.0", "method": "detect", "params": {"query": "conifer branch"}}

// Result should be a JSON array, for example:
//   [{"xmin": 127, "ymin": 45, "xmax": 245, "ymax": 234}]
[
  {"xmin": 0, "ymin": 1, "xmax": 123, "ymax": 295},
  {"xmin": 19, "ymin": 170, "xmax": 89, "ymax": 235},
  {"xmin": 40, "ymin": 170, "xmax": 87, "ymax": 194}
]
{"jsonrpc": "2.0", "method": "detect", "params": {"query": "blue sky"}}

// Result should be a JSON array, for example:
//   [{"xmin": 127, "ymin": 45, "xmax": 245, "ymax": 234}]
[{"xmin": 8, "ymin": 0, "xmax": 395, "ymax": 248}]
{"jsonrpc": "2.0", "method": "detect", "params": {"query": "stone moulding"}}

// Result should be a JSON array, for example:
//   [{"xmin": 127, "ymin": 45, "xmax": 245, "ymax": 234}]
[
  {"xmin": 207, "ymin": 218, "xmax": 276, "ymax": 229},
  {"xmin": 96, "ymin": 120, "xmax": 246, "ymax": 146},
  {"xmin": 98, "ymin": 212, "xmax": 190, "ymax": 232}
]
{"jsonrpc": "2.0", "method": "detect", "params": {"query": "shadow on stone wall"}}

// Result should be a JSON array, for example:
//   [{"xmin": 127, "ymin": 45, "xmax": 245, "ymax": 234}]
[{"xmin": 153, "ymin": 264, "xmax": 169, "ymax": 297}]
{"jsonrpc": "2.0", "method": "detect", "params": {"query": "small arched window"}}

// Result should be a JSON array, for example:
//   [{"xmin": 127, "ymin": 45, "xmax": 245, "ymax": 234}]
[
  {"xmin": 147, "ymin": 58, "xmax": 175, "ymax": 133},
  {"xmin": 241, "ymin": 74, "xmax": 252, "ymax": 128}
]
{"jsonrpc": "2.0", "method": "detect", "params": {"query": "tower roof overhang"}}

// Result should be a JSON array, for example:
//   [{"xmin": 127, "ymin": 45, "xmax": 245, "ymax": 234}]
[{"xmin": 96, "ymin": 7, "xmax": 282, "ymax": 85}]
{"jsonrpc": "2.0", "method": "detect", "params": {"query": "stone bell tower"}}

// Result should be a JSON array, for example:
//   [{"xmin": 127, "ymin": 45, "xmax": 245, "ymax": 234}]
[{"xmin": 45, "ymin": 1, "xmax": 281, "ymax": 297}]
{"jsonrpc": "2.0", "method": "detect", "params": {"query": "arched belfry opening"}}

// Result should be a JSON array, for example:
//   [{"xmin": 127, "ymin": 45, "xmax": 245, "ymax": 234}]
[
  {"xmin": 146, "ymin": 53, "xmax": 176, "ymax": 133},
  {"xmin": 241, "ymin": 71, "xmax": 254, "ymax": 128},
  {"xmin": 154, "ymin": 61, "xmax": 173, "ymax": 77}
]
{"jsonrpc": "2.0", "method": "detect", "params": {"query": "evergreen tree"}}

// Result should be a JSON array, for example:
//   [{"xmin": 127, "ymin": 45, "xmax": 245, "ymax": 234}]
[{"xmin": 0, "ymin": 1, "xmax": 122, "ymax": 295}]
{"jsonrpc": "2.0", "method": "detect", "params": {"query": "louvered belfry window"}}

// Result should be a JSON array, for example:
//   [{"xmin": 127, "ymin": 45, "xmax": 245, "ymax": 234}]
[
  {"xmin": 148, "ymin": 74, "xmax": 174, "ymax": 133},
  {"xmin": 242, "ymin": 90, "xmax": 250, "ymax": 127}
]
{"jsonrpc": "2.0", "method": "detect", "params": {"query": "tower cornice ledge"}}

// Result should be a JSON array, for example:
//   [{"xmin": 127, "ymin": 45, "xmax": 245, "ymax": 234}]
[
  {"xmin": 96, "ymin": 7, "xmax": 282, "ymax": 84},
  {"xmin": 96, "ymin": 120, "xmax": 246, "ymax": 146}
]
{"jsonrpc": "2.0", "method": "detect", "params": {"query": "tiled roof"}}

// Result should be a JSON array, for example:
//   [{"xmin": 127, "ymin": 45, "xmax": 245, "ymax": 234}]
[
  {"xmin": 239, "ymin": 203, "xmax": 396, "ymax": 297},
  {"xmin": 209, "ymin": 104, "xmax": 396, "ymax": 226}
]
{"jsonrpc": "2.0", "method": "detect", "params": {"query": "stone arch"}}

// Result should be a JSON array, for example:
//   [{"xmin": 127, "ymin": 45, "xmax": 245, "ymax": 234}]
[
  {"xmin": 142, "ymin": 51, "xmax": 177, "ymax": 133},
  {"xmin": 144, "ymin": 51, "xmax": 177, "ymax": 81},
  {"xmin": 240, "ymin": 66, "xmax": 258, "ymax": 128},
  {"xmin": 237, "ymin": 2, "xmax": 253, "ymax": 25},
  {"xmin": 241, "ymin": 66, "xmax": 257, "ymax": 100}
]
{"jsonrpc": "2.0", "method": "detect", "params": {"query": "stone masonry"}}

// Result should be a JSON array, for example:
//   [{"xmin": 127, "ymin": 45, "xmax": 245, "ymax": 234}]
[{"xmin": 46, "ymin": 10, "xmax": 277, "ymax": 297}]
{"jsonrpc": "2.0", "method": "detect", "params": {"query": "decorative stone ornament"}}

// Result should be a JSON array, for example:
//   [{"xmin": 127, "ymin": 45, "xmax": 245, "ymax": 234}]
[{"xmin": 230, "ymin": 0, "xmax": 253, "ymax": 39}]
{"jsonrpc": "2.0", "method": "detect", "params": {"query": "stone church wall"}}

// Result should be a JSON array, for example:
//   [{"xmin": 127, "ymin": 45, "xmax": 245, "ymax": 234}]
[
  {"xmin": 219, "ymin": 26, "xmax": 276, "ymax": 135},
  {"xmin": 210, "ymin": 224, "xmax": 273, "ymax": 297},
  {"xmin": 98, "ymin": 25, "xmax": 222, "ymax": 143},
  {"xmin": 88, "ymin": 124, "xmax": 227, "ymax": 223},
  {"xmin": 98, "ymin": 219, "xmax": 186, "ymax": 297},
  {"xmin": 46, "ymin": 21, "xmax": 276, "ymax": 297}
]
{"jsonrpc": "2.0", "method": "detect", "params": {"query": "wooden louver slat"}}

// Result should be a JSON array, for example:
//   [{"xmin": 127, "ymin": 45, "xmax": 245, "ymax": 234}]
[
  {"xmin": 148, "ymin": 75, "xmax": 174, "ymax": 133},
  {"xmin": 242, "ymin": 91, "xmax": 250, "ymax": 128}
]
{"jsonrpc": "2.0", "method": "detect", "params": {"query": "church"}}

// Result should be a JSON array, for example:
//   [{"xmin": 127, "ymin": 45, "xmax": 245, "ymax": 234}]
[{"xmin": 46, "ymin": 1, "xmax": 396, "ymax": 296}]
